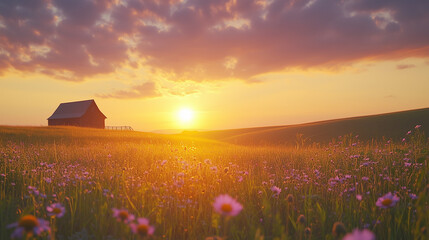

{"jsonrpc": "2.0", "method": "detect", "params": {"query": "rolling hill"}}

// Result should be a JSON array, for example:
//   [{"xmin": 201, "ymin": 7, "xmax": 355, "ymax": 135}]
[{"xmin": 181, "ymin": 107, "xmax": 429, "ymax": 146}]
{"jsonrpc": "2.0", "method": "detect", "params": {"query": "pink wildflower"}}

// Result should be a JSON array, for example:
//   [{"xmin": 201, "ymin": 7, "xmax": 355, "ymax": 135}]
[
  {"xmin": 130, "ymin": 218, "xmax": 155, "ymax": 237},
  {"xmin": 112, "ymin": 208, "xmax": 135, "ymax": 223},
  {"xmin": 213, "ymin": 194, "xmax": 243, "ymax": 216},
  {"xmin": 376, "ymin": 192, "xmax": 400, "ymax": 209},
  {"xmin": 343, "ymin": 229, "xmax": 375, "ymax": 240},
  {"xmin": 271, "ymin": 186, "xmax": 281, "ymax": 197},
  {"xmin": 8, "ymin": 215, "xmax": 50, "ymax": 239},
  {"xmin": 47, "ymin": 203, "xmax": 65, "ymax": 218}
]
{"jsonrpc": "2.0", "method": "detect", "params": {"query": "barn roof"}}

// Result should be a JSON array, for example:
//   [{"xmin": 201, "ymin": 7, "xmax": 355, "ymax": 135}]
[{"xmin": 48, "ymin": 99, "xmax": 107, "ymax": 120}]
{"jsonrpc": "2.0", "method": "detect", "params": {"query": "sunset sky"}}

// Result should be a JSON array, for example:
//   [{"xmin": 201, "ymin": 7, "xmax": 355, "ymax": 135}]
[{"xmin": 1, "ymin": 0, "xmax": 429, "ymax": 131}]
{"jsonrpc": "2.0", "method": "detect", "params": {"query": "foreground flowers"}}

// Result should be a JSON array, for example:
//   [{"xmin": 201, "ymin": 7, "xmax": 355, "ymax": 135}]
[
  {"xmin": 213, "ymin": 194, "xmax": 243, "ymax": 216},
  {"xmin": 297, "ymin": 214, "xmax": 306, "ymax": 224},
  {"xmin": 130, "ymin": 218, "xmax": 155, "ymax": 237},
  {"xmin": 8, "ymin": 215, "xmax": 50, "ymax": 239},
  {"xmin": 332, "ymin": 222, "xmax": 346, "ymax": 237},
  {"xmin": 271, "ymin": 186, "xmax": 281, "ymax": 197},
  {"xmin": 47, "ymin": 203, "xmax": 66, "ymax": 218},
  {"xmin": 112, "ymin": 208, "xmax": 135, "ymax": 223},
  {"xmin": 376, "ymin": 192, "xmax": 400, "ymax": 209},
  {"xmin": 343, "ymin": 228, "xmax": 375, "ymax": 240}
]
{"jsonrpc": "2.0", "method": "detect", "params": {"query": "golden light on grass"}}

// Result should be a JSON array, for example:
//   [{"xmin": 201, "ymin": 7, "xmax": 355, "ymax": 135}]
[{"xmin": 177, "ymin": 108, "xmax": 195, "ymax": 126}]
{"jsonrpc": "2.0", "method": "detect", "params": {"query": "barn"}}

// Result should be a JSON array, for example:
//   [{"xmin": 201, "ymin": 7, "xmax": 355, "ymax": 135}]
[{"xmin": 48, "ymin": 99, "xmax": 107, "ymax": 129}]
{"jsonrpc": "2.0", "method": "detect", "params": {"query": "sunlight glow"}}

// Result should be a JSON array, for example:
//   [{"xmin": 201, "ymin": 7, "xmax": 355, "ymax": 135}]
[{"xmin": 177, "ymin": 108, "xmax": 195, "ymax": 125}]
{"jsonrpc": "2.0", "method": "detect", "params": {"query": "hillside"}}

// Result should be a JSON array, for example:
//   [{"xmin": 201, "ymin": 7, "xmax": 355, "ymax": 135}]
[
  {"xmin": 0, "ymin": 126, "xmax": 223, "ymax": 146},
  {"xmin": 182, "ymin": 107, "xmax": 429, "ymax": 146}
]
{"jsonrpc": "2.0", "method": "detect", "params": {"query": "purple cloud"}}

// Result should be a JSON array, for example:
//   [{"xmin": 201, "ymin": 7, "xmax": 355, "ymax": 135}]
[
  {"xmin": 0, "ymin": 0, "xmax": 428, "ymax": 83},
  {"xmin": 97, "ymin": 81, "xmax": 161, "ymax": 99},
  {"xmin": 396, "ymin": 64, "xmax": 415, "ymax": 70}
]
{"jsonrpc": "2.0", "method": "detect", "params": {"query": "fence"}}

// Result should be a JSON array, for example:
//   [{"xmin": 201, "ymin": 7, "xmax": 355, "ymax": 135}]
[{"xmin": 105, "ymin": 126, "xmax": 134, "ymax": 131}]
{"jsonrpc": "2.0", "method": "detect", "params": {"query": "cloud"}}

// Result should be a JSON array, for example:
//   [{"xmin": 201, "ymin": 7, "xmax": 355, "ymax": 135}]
[
  {"xmin": 0, "ymin": 0, "xmax": 429, "ymax": 82},
  {"xmin": 168, "ymin": 88, "xmax": 199, "ymax": 96},
  {"xmin": 167, "ymin": 84, "xmax": 200, "ymax": 96},
  {"xmin": 396, "ymin": 64, "xmax": 415, "ymax": 70},
  {"xmin": 97, "ymin": 81, "xmax": 161, "ymax": 99}
]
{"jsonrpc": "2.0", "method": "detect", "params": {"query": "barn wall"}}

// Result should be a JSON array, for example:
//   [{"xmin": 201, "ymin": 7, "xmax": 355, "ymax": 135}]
[
  {"xmin": 79, "ymin": 103, "xmax": 105, "ymax": 129},
  {"xmin": 48, "ymin": 118, "xmax": 81, "ymax": 126}
]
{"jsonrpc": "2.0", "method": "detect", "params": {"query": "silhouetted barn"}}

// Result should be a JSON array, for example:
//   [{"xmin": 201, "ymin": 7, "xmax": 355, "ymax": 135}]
[{"xmin": 48, "ymin": 99, "xmax": 106, "ymax": 129}]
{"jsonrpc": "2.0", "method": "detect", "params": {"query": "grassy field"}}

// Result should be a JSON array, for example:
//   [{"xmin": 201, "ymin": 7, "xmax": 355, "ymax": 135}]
[{"xmin": 0, "ymin": 126, "xmax": 428, "ymax": 239}]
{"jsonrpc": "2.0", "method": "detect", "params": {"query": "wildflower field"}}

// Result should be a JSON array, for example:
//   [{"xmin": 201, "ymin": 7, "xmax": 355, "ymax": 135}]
[{"xmin": 0, "ymin": 126, "xmax": 428, "ymax": 240}]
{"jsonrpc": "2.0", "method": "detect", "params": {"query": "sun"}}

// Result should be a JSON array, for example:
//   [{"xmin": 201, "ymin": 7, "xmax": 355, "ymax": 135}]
[{"xmin": 177, "ymin": 108, "xmax": 195, "ymax": 125}]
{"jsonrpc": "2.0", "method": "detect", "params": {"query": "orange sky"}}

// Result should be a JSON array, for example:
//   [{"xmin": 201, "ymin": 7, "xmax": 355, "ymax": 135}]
[{"xmin": 1, "ymin": 0, "xmax": 429, "ymax": 131}]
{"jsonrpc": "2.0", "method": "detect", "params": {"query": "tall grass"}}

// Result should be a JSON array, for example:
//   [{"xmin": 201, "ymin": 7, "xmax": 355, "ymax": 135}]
[{"xmin": 0, "ymin": 126, "xmax": 428, "ymax": 239}]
